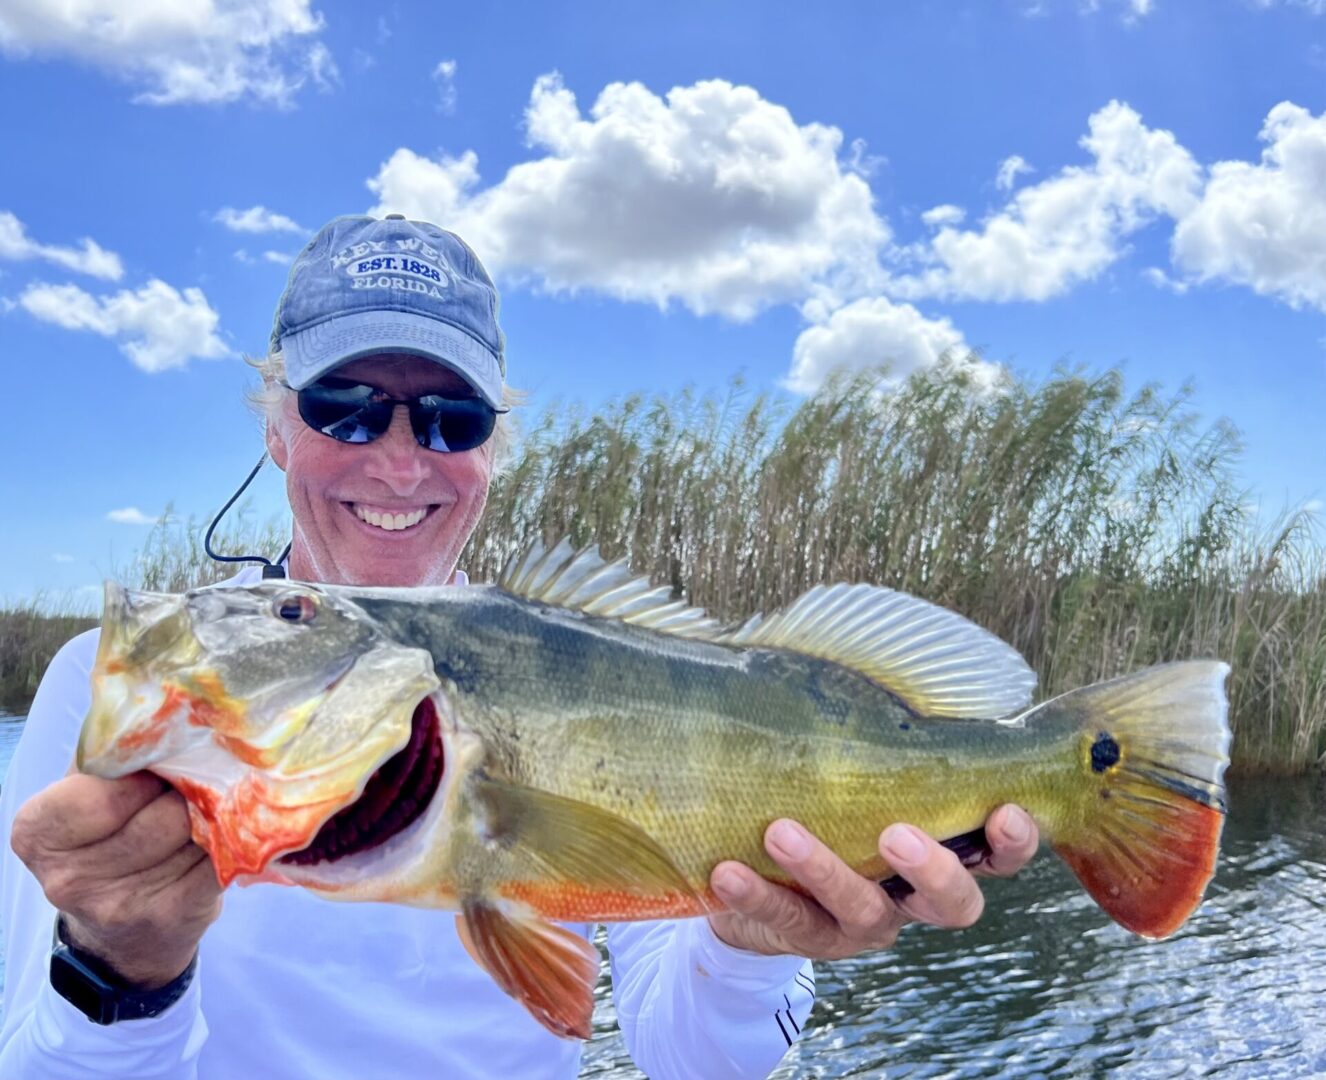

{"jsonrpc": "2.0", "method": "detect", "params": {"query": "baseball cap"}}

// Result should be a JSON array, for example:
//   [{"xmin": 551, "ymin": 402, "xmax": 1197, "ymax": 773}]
[{"xmin": 270, "ymin": 214, "xmax": 506, "ymax": 407}]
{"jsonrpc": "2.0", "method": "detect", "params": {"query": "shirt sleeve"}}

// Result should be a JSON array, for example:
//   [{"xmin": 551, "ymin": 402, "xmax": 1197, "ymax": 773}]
[
  {"xmin": 607, "ymin": 917, "xmax": 815, "ymax": 1079},
  {"xmin": 0, "ymin": 631, "xmax": 209, "ymax": 1079}
]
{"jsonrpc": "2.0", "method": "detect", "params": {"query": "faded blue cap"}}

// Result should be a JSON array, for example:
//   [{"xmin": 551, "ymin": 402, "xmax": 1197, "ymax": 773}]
[{"xmin": 270, "ymin": 214, "xmax": 505, "ymax": 407}]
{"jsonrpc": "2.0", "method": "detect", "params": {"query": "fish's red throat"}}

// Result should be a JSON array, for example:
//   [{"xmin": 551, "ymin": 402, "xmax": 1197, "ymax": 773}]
[{"xmin": 281, "ymin": 696, "xmax": 444, "ymax": 866}]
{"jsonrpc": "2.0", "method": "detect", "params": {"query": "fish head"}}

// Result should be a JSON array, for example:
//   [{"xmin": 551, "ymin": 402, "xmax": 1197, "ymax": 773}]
[{"xmin": 80, "ymin": 580, "xmax": 440, "ymax": 884}]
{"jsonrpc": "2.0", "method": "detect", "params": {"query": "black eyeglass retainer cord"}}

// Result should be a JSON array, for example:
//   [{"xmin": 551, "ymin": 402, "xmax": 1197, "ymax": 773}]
[{"xmin": 203, "ymin": 453, "xmax": 291, "ymax": 580}]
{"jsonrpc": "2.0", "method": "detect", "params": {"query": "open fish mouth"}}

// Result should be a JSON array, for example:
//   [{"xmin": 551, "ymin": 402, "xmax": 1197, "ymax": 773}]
[{"xmin": 279, "ymin": 696, "xmax": 445, "ymax": 866}]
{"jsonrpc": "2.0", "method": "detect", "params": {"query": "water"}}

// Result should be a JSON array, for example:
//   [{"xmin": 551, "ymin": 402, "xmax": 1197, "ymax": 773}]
[{"xmin": 1, "ymin": 719, "xmax": 1322, "ymax": 1077}]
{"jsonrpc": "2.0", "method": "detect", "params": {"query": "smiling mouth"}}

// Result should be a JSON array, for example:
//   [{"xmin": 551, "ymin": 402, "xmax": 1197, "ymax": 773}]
[
  {"xmin": 280, "ymin": 697, "xmax": 444, "ymax": 866},
  {"xmin": 346, "ymin": 502, "xmax": 437, "ymax": 533}
]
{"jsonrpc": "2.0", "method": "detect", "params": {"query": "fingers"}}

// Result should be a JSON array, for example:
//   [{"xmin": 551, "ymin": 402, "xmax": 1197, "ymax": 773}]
[
  {"xmin": 129, "ymin": 839, "xmax": 214, "ymax": 901},
  {"xmin": 764, "ymin": 821, "xmax": 898, "ymax": 942},
  {"xmin": 980, "ymin": 805, "xmax": 1040, "ymax": 878},
  {"xmin": 710, "ymin": 859, "xmax": 841, "ymax": 956},
  {"xmin": 171, "ymin": 853, "xmax": 226, "ymax": 918},
  {"xmin": 710, "ymin": 810, "xmax": 1040, "ymax": 960},
  {"xmin": 13, "ymin": 773, "xmax": 168, "ymax": 856},
  {"xmin": 880, "ymin": 824, "xmax": 985, "ymax": 930},
  {"xmin": 95, "ymin": 790, "xmax": 195, "ymax": 876},
  {"xmin": 711, "ymin": 819, "xmax": 909, "ymax": 959}
]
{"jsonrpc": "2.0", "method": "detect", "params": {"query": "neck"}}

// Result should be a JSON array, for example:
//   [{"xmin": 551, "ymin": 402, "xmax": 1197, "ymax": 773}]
[{"xmin": 287, "ymin": 536, "xmax": 457, "ymax": 587}]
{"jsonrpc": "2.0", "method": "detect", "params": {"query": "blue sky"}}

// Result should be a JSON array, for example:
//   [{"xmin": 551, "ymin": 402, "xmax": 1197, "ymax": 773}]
[{"xmin": 1, "ymin": 0, "xmax": 1323, "ymax": 606}]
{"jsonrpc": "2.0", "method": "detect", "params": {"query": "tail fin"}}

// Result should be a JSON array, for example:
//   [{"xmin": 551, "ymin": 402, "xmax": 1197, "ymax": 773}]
[{"xmin": 1034, "ymin": 661, "xmax": 1231, "ymax": 939}]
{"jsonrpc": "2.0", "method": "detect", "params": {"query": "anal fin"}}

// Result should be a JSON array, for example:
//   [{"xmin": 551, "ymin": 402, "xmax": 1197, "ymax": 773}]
[{"xmin": 457, "ymin": 900, "xmax": 600, "ymax": 1040}]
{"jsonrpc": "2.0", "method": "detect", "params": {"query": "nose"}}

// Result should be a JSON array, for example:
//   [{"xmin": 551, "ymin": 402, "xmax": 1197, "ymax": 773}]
[{"xmin": 361, "ymin": 404, "xmax": 429, "ymax": 495}]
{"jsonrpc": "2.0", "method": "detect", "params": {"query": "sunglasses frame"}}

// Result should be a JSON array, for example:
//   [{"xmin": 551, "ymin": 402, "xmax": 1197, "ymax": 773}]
[{"xmin": 284, "ymin": 378, "xmax": 507, "ymax": 454}]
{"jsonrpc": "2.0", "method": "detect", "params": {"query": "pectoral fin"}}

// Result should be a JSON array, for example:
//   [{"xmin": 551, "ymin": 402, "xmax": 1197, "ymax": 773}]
[
  {"xmin": 456, "ymin": 900, "xmax": 600, "ymax": 1040},
  {"xmin": 472, "ymin": 776, "xmax": 701, "ymax": 910}
]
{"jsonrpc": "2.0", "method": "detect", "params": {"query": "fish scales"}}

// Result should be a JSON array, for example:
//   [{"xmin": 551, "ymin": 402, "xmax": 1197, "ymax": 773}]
[
  {"xmin": 77, "ymin": 537, "xmax": 1232, "ymax": 1040},
  {"xmin": 353, "ymin": 587, "xmax": 1092, "ymax": 904}
]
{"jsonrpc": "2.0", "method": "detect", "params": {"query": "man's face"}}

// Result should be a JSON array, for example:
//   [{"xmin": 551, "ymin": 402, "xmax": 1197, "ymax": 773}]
[{"xmin": 266, "ymin": 353, "xmax": 494, "ymax": 587}]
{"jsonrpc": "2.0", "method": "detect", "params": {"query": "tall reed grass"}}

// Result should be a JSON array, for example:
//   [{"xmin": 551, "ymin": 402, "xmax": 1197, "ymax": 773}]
[
  {"xmin": 4, "ymin": 363, "xmax": 1321, "ymax": 772},
  {"xmin": 466, "ymin": 362, "xmax": 1325, "ymax": 775},
  {"xmin": 0, "ymin": 607, "xmax": 98, "ymax": 714}
]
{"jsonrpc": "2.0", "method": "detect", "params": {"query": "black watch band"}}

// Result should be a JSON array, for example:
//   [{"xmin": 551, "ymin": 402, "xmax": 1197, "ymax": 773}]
[{"xmin": 49, "ymin": 917, "xmax": 197, "ymax": 1025}]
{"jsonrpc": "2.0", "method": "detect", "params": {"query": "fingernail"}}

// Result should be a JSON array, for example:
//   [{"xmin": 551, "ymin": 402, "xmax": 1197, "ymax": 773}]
[
  {"xmin": 768, "ymin": 820, "xmax": 810, "ymax": 861},
  {"xmin": 883, "ymin": 824, "xmax": 927, "ymax": 866},
  {"xmin": 1002, "ymin": 808, "xmax": 1030, "ymax": 844},
  {"xmin": 713, "ymin": 866, "xmax": 748, "ymax": 900}
]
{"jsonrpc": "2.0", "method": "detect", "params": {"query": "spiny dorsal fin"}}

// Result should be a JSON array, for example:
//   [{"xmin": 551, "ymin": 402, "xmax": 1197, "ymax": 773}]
[
  {"xmin": 499, "ymin": 537, "xmax": 1036, "ymax": 719},
  {"xmin": 719, "ymin": 582, "xmax": 1037, "ymax": 720},
  {"xmin": 498, "ymin": 537, "xmax": 722, "ymax": 639}
]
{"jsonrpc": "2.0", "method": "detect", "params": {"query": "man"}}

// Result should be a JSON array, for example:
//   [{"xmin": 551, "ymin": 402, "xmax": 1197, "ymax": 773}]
[{"xmin": 0, "ymin": 214, "xmax": 1038, "ymax": 1078}]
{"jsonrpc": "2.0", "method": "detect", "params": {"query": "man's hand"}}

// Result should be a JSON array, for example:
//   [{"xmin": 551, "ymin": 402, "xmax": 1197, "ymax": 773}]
[
  {"xmin": 707, "ymin": 805, "xmax": 1038, "ymax": 959},
  {"xmin": 10, "ymin": 772, "xmax": 223, "ymax": 988}
]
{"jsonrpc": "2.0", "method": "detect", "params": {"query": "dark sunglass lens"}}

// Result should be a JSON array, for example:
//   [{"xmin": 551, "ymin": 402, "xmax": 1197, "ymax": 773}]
[
  {"xmin": 297, "ymin": 384, "xmax": 390, "ymax": 444},
  {"xmin": 413, "ymin": 397, "xmax": 497, "ymax": 452}
]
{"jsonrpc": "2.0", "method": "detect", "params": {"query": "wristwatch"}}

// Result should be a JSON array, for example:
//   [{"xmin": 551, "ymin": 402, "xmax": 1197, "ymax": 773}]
[{"xmin": 49, "ymin": 917, "xmax": 197, "ymax": 1025}]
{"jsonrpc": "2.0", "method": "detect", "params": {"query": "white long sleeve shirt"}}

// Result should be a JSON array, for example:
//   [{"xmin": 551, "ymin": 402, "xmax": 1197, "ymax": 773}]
[{"xmin": 0, "ymin": 570, "xmax": 814, "ymax": 1079}]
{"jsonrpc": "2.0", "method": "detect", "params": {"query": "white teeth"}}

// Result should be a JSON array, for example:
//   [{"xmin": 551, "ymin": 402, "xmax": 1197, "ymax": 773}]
[{"xmin": 354, "ymin": 506, "xmax": 427, "ymax": 532}]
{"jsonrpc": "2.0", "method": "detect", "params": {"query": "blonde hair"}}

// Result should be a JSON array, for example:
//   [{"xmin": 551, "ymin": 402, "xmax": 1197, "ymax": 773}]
[{"xmin": 244, "ymin": 352, "xmax": 521, "ymax": 474}]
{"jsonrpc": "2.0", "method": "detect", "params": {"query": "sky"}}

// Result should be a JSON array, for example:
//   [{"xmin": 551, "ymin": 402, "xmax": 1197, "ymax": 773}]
[{"xmin": 0, "ymin": 0, "xmax": 1323, "ymax": 606}]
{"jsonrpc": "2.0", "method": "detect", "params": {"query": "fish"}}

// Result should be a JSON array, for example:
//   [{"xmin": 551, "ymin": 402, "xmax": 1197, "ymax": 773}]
[{"xmin": 77, "ymin": 538, "xmax": 1231, "ymax": 1039}]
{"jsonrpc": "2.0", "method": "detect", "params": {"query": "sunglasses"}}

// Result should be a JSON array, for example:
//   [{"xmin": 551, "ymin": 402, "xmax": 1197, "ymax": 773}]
[{"xmin": 288, "ymin": 377, "xmax": 504, "ymax": 453}]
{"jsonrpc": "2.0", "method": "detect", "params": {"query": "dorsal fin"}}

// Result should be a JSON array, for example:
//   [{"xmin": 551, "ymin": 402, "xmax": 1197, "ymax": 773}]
[
  {"xmin": 718, "ymin": 583, "xmax": 1036, "ymax": 719},
  {"xmin": 499, "ymin": 537, "xmax": 1036, "ymax": 719},
  {"xmin": 498, "ymin": 538, "xmax": 722, "ymax": 639}
]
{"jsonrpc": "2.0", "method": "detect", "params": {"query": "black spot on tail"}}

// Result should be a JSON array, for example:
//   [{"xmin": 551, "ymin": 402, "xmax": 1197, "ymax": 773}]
[{"xmin": 1091, "ymin": 731, "xmax": 1121, "ymax": 773}]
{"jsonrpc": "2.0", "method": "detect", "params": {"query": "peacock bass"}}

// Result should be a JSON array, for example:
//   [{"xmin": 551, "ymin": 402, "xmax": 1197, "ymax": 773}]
[{"xmin": 76, "ymin": 538, "xmax": 1231, "ymax": 1039}]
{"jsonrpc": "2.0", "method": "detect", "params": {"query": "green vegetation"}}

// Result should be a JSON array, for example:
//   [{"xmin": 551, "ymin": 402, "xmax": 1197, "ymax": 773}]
[
  {"xmin": 0, "ymin": 607, "xmax": 99, "ymax": 715},
  {"xmin": 4, "ymin": 363, "xmax": 1323, "ymax": 772},
  {"xmin": 468, "ymin": 363, "xmax": 1325, "ymax": 775}
]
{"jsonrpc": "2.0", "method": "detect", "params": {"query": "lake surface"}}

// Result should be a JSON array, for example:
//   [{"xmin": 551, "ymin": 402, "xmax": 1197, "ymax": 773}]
[{"xmin": 2, "ymin": 716, "xmax": 1322, "ymax": 1077}]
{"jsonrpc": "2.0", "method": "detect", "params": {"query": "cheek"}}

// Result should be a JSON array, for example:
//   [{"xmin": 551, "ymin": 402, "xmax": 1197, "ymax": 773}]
[
  {"xmin": 284, "ymin": 427, "xmax": 347, "ymax": 491},
  {"xmin": 443, "ymin": 450, "xmax": 493, "ymax": 504}
]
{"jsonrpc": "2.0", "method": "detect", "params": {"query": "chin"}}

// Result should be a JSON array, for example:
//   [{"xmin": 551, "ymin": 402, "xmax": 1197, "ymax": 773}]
[{"xmin": 348, "ymin": 553, "xmax": 457, "ymax": 589}]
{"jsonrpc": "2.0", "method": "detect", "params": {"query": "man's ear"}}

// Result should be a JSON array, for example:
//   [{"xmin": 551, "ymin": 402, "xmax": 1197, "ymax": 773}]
[{"xmin": 266, "ymin": 416, "xmax": 289, "ymax": 471}]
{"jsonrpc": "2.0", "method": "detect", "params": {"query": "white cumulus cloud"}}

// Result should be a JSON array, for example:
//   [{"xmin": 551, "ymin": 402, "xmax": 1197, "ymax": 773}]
[
  {"xmin": 1074, "ymin": 0, "xmax": 1155, "ymax": 19},
  {"xmin": 367, "ymin": 72, "xmax": 888, "ymax": 321},
  {"xmin": 214, "ymin": 205, "xmax": 305, "ymax": 234},
  {"xmin": 433, "ymin": 58, "xmax": 457, "ymax": 114},
  {"xmin": 921, "ymin": 204, "xmax": 965, "ymax": 228},
  {"xmin": 51, "ymin": 552, "xmax": 75, "ymax": 563},
  {"xmin": 785, "ymin": 296, "xmax": 990, "ymax": 394},
  {"xmin": 18, "ymin": 279, "xmax": 231, "ymax": 372},
  {"xmin": 1250, "ymin": 0, "xmax": 1326, "ymax": 13},
  {"xmin": 0, "ymin": 0, "xmax": 335, "ymax": 106},
  {"xmin": 1142, "ymin": 266, "xmax": 1189, "ymax": 294},
  {"xmin": 995, "ymin": 154, "xmax": 1034, "ymax": 191},
  {"xmin": 1170, "ymin": 102, "xmax": 1326, "ymax": 311},
  {"xmin": 107, "ymin": 507, "xmax": 159, "ymax": 525},
  {"xmin": 0, "ymin": 211, "xmax": 123, "ymax": 279},
  {"xmin": 892, "ymin": 101, "xmax": 1200, "ymax": 302}
]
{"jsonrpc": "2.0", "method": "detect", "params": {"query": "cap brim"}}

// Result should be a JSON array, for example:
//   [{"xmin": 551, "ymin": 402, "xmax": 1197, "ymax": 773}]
[{"xmin": 281, "ymin": 310, "xmax": 504, "ymax": 408}]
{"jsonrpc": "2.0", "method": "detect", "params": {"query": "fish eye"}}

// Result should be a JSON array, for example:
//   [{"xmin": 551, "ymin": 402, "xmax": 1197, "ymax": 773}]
[{"xmin": 274, "ymin": 593, "xmax": 318, "ymax": 624}]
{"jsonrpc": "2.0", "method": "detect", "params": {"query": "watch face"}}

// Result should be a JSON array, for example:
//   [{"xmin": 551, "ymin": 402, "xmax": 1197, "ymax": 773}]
[{"xmin": 49, "ymin": 950, "xmax": 117, "ymax": 1025}]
